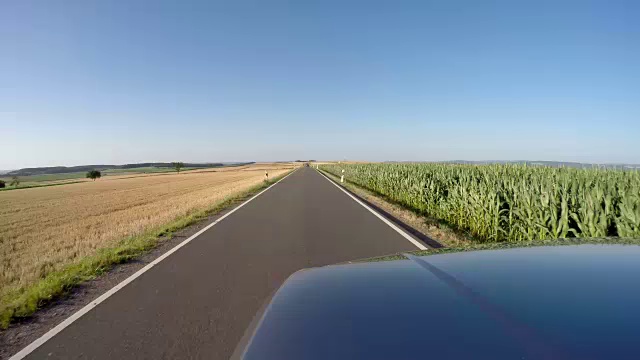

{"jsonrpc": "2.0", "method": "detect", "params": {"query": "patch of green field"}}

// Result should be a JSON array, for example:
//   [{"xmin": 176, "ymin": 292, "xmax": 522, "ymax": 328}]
[
  {"xmin": 0, "ymin": 167, "xmax": 200, "ymax": 189},
  {"xmin": 0, "ymin": 172, "xmax": 86, "ymax": 184},
  {"xmin": 0, "ymin": 181, "xmax": 86, "ymax": 192},
  {"xmin": 101, "ymin": 167, "xmax": 198, "ymax": 175}
]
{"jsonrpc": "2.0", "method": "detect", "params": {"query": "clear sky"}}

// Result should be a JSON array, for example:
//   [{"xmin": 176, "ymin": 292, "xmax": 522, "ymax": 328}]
[{"xmin": 1, "ymin": 0, "xmax": 638, "ymax": 169}]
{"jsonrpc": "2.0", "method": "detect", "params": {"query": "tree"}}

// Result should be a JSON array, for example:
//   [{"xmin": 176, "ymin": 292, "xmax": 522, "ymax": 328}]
[
  {"xmin": 172, "ymin": 162, "xmax": 184, "ymax": 173},
  {"xmin": 86, "ymin": 170, "xmax": 102, "ymax": 181},
  {"xmin": 0, "ymin": 180, "xmax": 5, "ymax": 188},
  {"xmin": 9, "ymin": 176, "xmax": 20, "ymax": 188}
]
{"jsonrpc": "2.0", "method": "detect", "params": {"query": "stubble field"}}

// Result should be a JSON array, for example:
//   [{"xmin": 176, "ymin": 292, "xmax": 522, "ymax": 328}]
[{"xmin": 0, "ymin": 163, "xmax": 293, "ymax": 310}]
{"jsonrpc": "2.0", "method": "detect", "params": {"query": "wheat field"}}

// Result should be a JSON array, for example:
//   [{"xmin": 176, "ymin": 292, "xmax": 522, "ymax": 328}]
[{"xmin": 0, "ymin": 163, "xmax": 293, "ymax": 300}]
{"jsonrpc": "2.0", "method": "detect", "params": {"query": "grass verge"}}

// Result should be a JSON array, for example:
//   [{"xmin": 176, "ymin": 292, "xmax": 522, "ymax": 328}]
[{"xmin": 0, "ymin": 170, "xmax": 294, "ymax": 328}]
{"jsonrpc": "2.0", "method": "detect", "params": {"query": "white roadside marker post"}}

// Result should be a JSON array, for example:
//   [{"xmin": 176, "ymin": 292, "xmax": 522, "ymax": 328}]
[
  {"xmin": 265, "ymin": 171, "xmax": 269, "ymax": 181},
  {"xmin": 341, "ymin": 169, "xmax": 344, "ymax": 183}
]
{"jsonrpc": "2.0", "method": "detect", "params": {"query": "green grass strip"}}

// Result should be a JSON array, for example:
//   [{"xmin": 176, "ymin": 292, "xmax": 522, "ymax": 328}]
[
  {"xmin": 0, "ymin": 181, "xmax": 86, "ymax": 192},
  {"xmin": 0, "ymin": 170, "xmax": 293, "ymax": 328}
]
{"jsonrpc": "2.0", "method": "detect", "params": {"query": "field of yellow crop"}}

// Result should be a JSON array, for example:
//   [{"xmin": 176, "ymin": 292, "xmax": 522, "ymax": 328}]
[{"xmin": 0, "ymin": 163, "xmax": 293, "ymax": 303}]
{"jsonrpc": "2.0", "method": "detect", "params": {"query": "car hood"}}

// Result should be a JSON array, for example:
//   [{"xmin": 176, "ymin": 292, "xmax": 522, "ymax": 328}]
[{"xmin": 238, "ymin": 245, "xmax": 640, "ymax": 359}]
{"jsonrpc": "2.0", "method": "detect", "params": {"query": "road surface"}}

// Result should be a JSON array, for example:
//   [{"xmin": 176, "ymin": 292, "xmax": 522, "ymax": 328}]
[{"xmin": 21, "ymin": 167, "xmax": 425, "ymax": 359}]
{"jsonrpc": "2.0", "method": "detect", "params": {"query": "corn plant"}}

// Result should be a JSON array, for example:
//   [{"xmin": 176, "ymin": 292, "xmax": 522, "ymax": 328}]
[{"xmin": 320, "ymin": 163, "xmax": 640, "ymax": 242}]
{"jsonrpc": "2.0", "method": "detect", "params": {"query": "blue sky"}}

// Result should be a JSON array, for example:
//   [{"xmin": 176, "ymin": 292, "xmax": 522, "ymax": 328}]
[{"xmin": 1, "ymin": 0, "xmax": 638, "ymax": 168}]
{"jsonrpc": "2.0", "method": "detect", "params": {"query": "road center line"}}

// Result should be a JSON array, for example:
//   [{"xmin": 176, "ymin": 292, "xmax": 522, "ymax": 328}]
[
  {"xmin": 9, "ymin": 169, "xmax": 298, "ymax": 360},
  {"xmin": 315, "ymin": 169, "xmax": 428, "ymax": 251}
]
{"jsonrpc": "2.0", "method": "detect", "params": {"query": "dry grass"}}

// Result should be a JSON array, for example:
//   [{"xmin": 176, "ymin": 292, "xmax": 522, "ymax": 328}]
[{"xmin": 0, "ymin": 163, "xmax": 293, "ymax": 301}]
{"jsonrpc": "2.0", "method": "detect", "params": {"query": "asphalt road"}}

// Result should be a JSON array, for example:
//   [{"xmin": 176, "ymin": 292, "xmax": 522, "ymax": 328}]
[{"xmin": 24, "ymin": 167, "xmax": 423, "ymax": 359}]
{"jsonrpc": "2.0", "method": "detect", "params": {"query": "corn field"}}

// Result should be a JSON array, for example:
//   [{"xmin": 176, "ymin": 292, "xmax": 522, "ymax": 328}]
[{"xmin": 321, "ymin": 163, "xmax": 640, "ymax": 242}]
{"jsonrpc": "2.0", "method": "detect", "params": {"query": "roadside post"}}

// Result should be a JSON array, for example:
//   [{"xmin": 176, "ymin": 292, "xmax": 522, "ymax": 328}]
[
  {"xmin": 265, "ymin": 171, "xmax": 269, "ymax": 181},
  {"xmin": 341, "ymin": 169, "xmax": 344, "ymax": 183}
]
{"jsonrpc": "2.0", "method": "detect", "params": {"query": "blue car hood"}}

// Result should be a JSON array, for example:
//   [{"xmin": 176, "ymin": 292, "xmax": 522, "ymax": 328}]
[{"xmin": 238, "ymin": 245, "xmax": 640, "ymax": 359}]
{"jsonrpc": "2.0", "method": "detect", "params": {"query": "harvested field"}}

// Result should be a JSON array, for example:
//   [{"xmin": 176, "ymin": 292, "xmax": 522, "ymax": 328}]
[{"xmin": 0, "ymin": 163, "xmax": 293, "ymax": 303}]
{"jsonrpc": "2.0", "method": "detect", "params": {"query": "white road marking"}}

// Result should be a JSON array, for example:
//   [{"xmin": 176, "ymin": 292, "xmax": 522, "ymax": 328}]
[
  {"xmin": 9, "ymin": 169, "xmax": 297, "ymax": 360},
  {"xmin": 316, "ymin": 169, "xmax": 428, "ymax": 251}
]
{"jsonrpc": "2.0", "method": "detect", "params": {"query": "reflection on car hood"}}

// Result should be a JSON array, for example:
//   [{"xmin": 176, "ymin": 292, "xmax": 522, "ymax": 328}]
[{"xmin": 240, "ymin": 245, "xmax": 640, "ymax": 360}]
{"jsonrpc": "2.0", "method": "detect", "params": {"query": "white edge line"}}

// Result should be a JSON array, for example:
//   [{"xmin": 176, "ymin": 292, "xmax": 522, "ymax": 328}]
[
  {"xmin": 10, "ymin": 168, "xmax": 298, "ymax": 360},
  {"xmin": 316, "ymin": 169, "xmax": 428, "ymax": 251}
]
